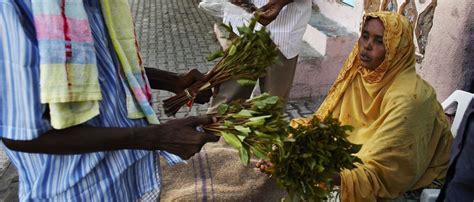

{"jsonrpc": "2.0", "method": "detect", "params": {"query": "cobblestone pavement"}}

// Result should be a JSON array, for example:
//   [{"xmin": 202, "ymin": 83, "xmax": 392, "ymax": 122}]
[
  {"xmin": 129, "ymin": 0, "xmax": 318, "ymax": 121},
  {"xmin": 0, "ymin": 0, "xmax": 319, "ymax": 200}
]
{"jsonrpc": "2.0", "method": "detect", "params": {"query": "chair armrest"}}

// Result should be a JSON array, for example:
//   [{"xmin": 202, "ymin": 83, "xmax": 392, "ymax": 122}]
[
  {"xmin": 420, "ymin": 189, "xmax": 440, "ymax": 202},
  {"xmin": 441, "ymin": 90, "xmax": 474, "ymax": 138}
]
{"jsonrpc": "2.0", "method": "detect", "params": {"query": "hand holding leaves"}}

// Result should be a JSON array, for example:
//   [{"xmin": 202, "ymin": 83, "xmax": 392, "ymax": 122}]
[
  {"xmin": 204, "ymin": 93, "xmax": 362, "ymax": 201},
  {"xmin": 163, "ymin": 16, "xmax": 279, "ymax": 116},
  {"xmin": 270, "ymin": 116, "xmax": 362, "ymax": 201},
  {"xmin": 175, "ymin": 69, "xmax": 213, "ymax": 104},
  {"xmin": 203, "ymin": 93, "xmax": 290, "ymax": 166}
]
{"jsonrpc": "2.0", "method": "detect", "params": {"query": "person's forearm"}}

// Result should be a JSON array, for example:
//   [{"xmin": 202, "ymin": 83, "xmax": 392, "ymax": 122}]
[
  {"xmin": 144, "ymin": 67, "xmax": 180, "ymax": 93},
  {"xmin": 1, "ymin": 125, "xmax": 157, "ymax": 154}
]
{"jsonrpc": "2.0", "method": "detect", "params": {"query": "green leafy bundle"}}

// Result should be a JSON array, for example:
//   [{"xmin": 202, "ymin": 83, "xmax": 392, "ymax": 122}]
[
  {"xmin": 203, "ymin": 93, "xmax": 290, "ymax": 166},
  {"xmin": 163, "ymin": 15, "xmax": 279, "ymax": 116},
  {"xmin": 202, "ymin": 95, "xmax": 362, "ymax": 201},
  {"xmin": 270, "ymin": 117, "xmax": 362, "ymax": 201}
]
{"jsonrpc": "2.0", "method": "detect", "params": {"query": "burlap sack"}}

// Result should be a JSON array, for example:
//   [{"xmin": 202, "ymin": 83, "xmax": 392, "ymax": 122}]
[{"xmin": 160, "ymin": 139, "xmax": 288, "ymax": 201}]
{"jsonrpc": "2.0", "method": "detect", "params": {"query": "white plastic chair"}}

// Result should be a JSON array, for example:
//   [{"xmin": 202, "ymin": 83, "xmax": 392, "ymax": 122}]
[
  {"xmin": 420, "ymin": 90, "xmax": 474, "ymax": 202},
  {"xmin": 441, "ymin": 90, "xmax": 474, "ymax": 138}
]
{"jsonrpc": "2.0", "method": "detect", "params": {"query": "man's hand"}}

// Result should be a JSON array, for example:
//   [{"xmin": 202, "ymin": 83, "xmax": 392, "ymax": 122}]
[
  {"xmin": 175, "ymin": 69, "xmax": 213, "ymax": 104},
  {"xmin": 257, "ymin": 0, "xmax": 294, "ymax": 26},
  {"xmin": 230, "ymin": 0, "xmax": 257, "ymax": 12},
  {"xmin": 149, "ymin": 116, "xmax": 219, "ymax": 159},
  {"xmin": 2, "ymin": 116, "xmax": 219, "ymax": 157},
  {"xmin": 145, "ymin": 67, "xmax": 212, "ymax": 104}
]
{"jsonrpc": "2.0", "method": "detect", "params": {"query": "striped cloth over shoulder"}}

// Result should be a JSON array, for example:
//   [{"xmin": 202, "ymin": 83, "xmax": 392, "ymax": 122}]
[
  {"xmin": 33, "ymin": 0, "xmax": 161, "ymax": 129},
  {"xmin": 32, "ymin": 0, "xmax": 102, "ymax": 129},
  {"xmin": 99, "ymin": 0, "xmax": 159, "ymax": 124},
  {"xmin": 0, "ymin": 0, "xmax": 182, "ymax": 201}
]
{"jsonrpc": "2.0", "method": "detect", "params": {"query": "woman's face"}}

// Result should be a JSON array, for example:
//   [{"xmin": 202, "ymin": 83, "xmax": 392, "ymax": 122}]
[{"xmin": 358, "ymin": 18, "xmax": 386, "ymax": 70}]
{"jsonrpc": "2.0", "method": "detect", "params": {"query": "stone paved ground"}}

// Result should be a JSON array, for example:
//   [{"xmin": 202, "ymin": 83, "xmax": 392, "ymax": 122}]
[
  {"xmin": 129, "ymin": 0, "xmax": 318, "ymax": 121},
  {"xmin": 0, "ymin": 0, "xmax": 319, "ymax": 200},
  {"xmin": 129, "ymin": 0, "xmax": 223, "ymax": 121}
]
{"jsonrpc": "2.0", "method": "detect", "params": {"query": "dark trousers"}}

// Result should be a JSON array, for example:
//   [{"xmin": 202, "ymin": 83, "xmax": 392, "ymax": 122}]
[{"xmin": 437, "ymin": 111, "xmax": 474, "ymax": 202}]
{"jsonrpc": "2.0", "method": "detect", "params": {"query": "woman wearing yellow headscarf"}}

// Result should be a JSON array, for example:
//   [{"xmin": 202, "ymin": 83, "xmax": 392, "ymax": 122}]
[{"xmin": 291, "ymin": 12, "xmax": 452, "ymax": 201}]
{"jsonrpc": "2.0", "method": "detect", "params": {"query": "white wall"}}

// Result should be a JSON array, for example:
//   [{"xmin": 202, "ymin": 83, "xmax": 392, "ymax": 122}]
[
  {"xmin": 314, "ymin": 0, "xmax": 364, "ymax": 33},
  {"xmin": 313, "ymin": 0, "xmax": 431, "ymax": 34}
]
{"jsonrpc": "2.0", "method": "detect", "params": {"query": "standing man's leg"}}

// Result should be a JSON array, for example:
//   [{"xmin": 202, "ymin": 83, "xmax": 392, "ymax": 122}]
[
  {"xmin": 207, "ymin": 79, "xmax": 256, "ymax": 114},
  {"xmin": 207, "ymin": 32, "xmax": 256, "ymax": 114},
  {"xmin": 208, "ymin": 51, "xmax": 297, "ymax": 114},
  {"xmin": 259, "ymin": 52, "xmax": 298, "ymax": 106}
]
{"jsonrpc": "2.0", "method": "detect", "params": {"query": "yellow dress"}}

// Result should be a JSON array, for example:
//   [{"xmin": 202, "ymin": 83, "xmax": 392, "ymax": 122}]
[{"xmin": 292, "ymin": 12, "xmax": 452, "ymax": 201}]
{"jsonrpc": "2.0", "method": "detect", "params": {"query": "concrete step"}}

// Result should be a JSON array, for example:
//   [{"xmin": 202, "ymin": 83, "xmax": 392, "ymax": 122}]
[
  {"xmin": 212, "ymin": 9, "xmax": 357, "ymax": 103},
  {"xmin": 212, "ymin": 22, "xmax": 325, "ymax": 101},
  {"xmin": 292, "ymin": 6, "xmax": 358, "ymax": 101},
  {"xmin": 303, "ymin": 6, "xmax": 356, "ymax": 57}
]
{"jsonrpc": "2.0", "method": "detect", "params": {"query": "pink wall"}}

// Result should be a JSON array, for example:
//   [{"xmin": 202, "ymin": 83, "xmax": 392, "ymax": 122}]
[
  {"xmin": 291, "ymin": 35, "xmax": 356, "ymax": 100},
  {"xmin": 308, "ymin": 0, "xmax": 473, "ymax": 101},
  {"xmin": 418, "ymin": 0, "xmax": 473, "ymax": 101}
]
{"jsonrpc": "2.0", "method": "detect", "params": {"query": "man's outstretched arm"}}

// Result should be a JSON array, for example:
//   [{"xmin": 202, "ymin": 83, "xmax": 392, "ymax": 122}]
[{"xmin": 2, "ymin": 116, "xmax": 219, "ymax": 159}]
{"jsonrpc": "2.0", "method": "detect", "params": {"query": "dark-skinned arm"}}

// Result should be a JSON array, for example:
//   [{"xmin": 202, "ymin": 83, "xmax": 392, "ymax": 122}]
[
  {"xmin": 145, "ymin": 67, "xmax": 181, "ymax": 94},
  {"xmin": 2, "ymin": 116, "xmax": 218, "ymax": 159},
  {"xmin": 257, "ymin": 0, "xmax": 294, "ymax": 26},
  {"xmin": 144, "ymin": 67, "xmax": 212, "ymax": 104}
]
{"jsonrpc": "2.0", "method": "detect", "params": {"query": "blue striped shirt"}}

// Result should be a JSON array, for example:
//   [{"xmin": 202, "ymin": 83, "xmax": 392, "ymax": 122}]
[{"xmin": 0, "ymin": 0, "xmax": 181, "ymax": 201}]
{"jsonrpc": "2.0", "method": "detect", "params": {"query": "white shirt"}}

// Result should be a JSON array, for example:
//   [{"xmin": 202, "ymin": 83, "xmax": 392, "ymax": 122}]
[{"xmin": 223, "ymin": 0, "xmax": 312, "ymax": 59}]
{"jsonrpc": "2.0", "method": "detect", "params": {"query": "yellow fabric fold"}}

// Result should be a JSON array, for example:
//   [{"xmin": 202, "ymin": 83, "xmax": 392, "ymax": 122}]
[
  {"xmin": 41, "ymin": 63, "xmax": 102, "ymax": 129},
  {"xmin": 35, "ymin": 1, "xmax": 102, "ymax": 129},
  {"xmin": 292, "ymin": 12, "xmax": 452, "ymax": 201},
  {"xmin": 40, "ymin": 64, "xmax": 102, "ymax": 103},
  {"xmin": 49, "ymin": 101, "xmax": 100, "ymax": 130}
]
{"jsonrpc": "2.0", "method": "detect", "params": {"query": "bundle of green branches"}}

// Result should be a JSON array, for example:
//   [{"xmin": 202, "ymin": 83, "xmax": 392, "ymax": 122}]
[
  {"xmin": 203, "ymin": 93, "xmax": 290, "ymax": 166},
  {"xmin": 202, "ymin": 94, "xmax": 361, "ymax": 201},
  {"xmin": 162, "ymin": 15, "xmax": 279, "ymax": 116},
  {"xmin": 269, "ymin": 116, "xmax": 362, "ymax": 202}
]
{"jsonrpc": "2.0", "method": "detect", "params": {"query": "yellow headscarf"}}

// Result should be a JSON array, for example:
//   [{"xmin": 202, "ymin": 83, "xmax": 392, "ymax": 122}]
[{"xmin": 293, "ymin": 12, "xmax": 452, "ymax": 201}]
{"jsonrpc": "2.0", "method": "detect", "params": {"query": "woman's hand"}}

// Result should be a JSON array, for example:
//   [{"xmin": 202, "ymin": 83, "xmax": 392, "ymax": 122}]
[{"xmin": 256, "ymin": 159, "xmax": 274, "ymax": 175}]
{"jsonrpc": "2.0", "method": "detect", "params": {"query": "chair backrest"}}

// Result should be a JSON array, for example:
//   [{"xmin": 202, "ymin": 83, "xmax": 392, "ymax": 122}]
[{"xmin": 442, "ymin": 90, "xmax": 474, "ymax": 138}]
